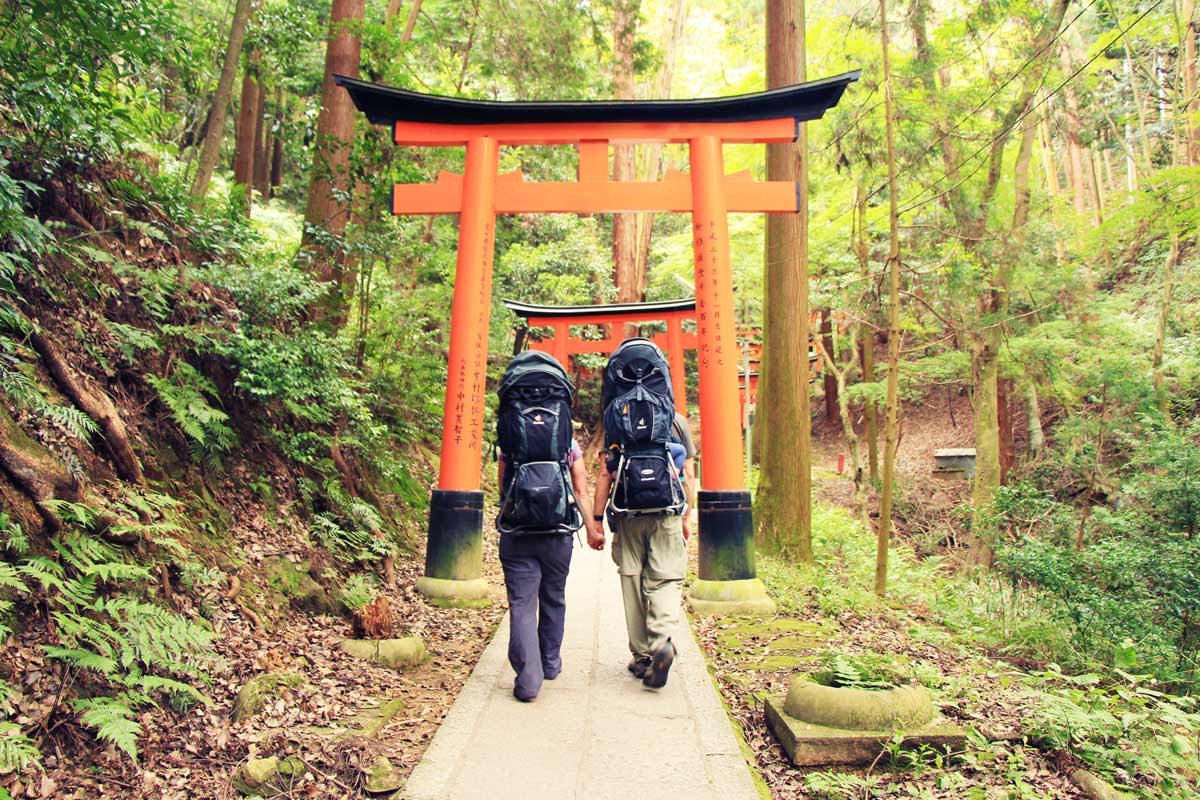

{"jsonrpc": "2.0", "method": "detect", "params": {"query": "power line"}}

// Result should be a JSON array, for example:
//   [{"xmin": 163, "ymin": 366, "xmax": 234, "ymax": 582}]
[
  {"xmin": 892, "ymin": 0, "xmax": 1166, "ymax": 219},
  {"xmin": 825, "ymin": 0, "xmax": 1103, "ymax": 228},
  {"xmin": 816, "ymin": 0, "xmax": 1161, "ymax": 250}
]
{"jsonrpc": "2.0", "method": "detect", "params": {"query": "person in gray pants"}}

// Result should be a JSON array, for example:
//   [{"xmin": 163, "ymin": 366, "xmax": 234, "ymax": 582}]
[{"xmin": 498, "ymin": 439, "xmax": 598, "ymax": 701}]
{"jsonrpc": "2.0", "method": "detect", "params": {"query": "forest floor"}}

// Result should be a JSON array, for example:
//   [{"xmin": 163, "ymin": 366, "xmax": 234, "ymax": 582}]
[
  {"xmin": 5, "ymin": 465, "xmax": 507, "ymax": 799},
  {"xmin": 688, "ymin": 390, "xmax": 1098, "ymax": 799}
]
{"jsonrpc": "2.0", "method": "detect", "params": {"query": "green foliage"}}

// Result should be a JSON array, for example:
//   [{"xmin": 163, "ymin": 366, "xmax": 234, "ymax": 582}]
[
  {"xmin": 148, "ymin": 362, "xmax": 235, "ymax": 464},
  {"xmin": 0, "ymin": 162, "xmax": 52, "ymax": 294},
  {"xmin": 991, "ymin": 425, "xmax": 1200, "ymax": 687},
  {"xmin": 822, "ymin": 653, "xmax": 895, "ymax": 690},
  {"xmin": 1030, "ymin": 665, "xmax": 1200, "ymax": 799},
  {"xmin": 803, "ymin": 771, "xmax": 880, "ymax": 800},
  {"xmin": 310, "ymin": 506, "xmax": 391, "ymax": 565},
  {"xmin": 338, "ymin": 574, "xmax": 377, "ymax": 612},
  {"xmin": 1, "ymin": 496, "xmax": 213, "ymax": 763},
  {"xmin": 0, "ymin": 0, "xmax": 184, "ymax": 164},
  {"xmin": 757, "ymin": 503, "xmax": 946, "ymax": 617}
]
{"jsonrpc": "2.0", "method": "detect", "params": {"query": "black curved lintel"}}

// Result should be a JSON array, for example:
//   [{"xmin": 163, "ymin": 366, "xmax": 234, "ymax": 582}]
[
  {"xmin": 333, "ymin": 72, "xmax": 861, "ymax": 128},
  {"xmin": 502, "ymin": 298, "xmax": 696, "ymax": 320}
]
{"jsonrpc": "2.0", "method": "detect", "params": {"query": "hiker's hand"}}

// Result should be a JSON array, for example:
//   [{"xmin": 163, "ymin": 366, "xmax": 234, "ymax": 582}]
[
  {"xmin": 587, "ymin": 526, "xmax": 606, "ymax": 551},
  {"xmin": 682, "ymin": 515, "xmax": 692, "ymax": 542}
]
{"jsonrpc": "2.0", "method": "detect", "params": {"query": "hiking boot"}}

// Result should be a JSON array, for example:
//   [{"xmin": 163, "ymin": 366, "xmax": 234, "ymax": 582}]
[
  {"xmin": 627, "ymin": 655, "xmax": 652, "ymax": 680},
  {"xmin": 643, "ymin": 640, "xmax": 676, "ymax": 689}
]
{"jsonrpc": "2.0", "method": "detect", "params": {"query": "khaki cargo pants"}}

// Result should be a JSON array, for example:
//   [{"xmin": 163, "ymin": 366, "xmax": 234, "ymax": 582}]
[{"xmin": 610, "ymin": 514, "xmax": 686, "ymax": 657}]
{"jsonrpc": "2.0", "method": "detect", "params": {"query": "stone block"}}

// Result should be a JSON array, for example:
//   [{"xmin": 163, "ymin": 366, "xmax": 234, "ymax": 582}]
[
  {"xmin": 765, "ymin": 694, "xmax": 966, "ymax": 767},
  {"xmin": 686, "ymin": 578, "xmax": 777, "ymax": 616},
  {"xmin": 339, "ymin": 636, "xmax": 427, "ymax": 669}
]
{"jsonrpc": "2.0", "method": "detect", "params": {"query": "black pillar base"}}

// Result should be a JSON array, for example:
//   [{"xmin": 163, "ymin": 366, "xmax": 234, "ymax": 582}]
[
  {"xmin": 689, "ymin": 490, "xmax": 776, "ymax": 616},
  {"xmin": 697, "ymin": 490, "xmax": 756, "ymax": 581},
  {"xmin": 417, "ymin": 489, "xmax": 489, "ymax": 603}
]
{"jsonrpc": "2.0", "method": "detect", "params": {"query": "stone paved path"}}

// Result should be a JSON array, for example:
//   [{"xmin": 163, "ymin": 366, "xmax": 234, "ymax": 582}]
[{"xmin": 402, "ymin": 540, "xmax": 762, "ymax": 800}]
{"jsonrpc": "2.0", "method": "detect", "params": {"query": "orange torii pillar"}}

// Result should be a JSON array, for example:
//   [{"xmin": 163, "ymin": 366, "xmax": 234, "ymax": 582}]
[
  {"xmin": 503, "ymin": 298, "xmax": 698, "ymax": 415},
  {"xmin": 335, "ymin": 70, "xmax": 860, "ymax": 609}
]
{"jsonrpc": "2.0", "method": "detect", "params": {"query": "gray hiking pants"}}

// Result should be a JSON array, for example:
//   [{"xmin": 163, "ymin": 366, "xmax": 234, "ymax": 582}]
[{"xmin": 499, "ymin": 532, "xmax": 574, "ymax": 700}]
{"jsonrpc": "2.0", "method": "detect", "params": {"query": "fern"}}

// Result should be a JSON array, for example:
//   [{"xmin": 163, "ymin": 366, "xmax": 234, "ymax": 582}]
[
  {"xmin": 0, "ymin": 513, "xmax": 28, "ymax": 555},
  {"xmin": 827, "ymin": 654, "xmax": 894, "ymax": 690},
  {"xmin": 147, "ymin": 362, "xmax": 235, "ymax": 460},
  {"xmin": 0, "ymin": 722, "xmax": 40, "ymax": 773},
  {"xmin": 41, "ymin": 646, "xmax": 118, "ymax": 676},
  {"xmin": 74, "ymin": 696, "xmax": 141, "ymax": 762},
  {"xmin": 0, "ymin": 351, "xmax": 98, "ymax": 441}
]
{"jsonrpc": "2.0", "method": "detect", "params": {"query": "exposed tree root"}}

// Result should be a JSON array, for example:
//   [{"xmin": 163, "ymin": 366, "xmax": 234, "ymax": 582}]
[
  {"xmin": 224, "ymin": 574, "xmax": 242, "ymax": 600},
  {"xmin": 46, "ymin": 178, "xmax": 98, "ymax": 232},
  {"xmin": 0, "ymin": 407, "xmax": 82, "ymax": 533},
  {"xmin": 27, "ymin": 327, "xmax": 143, "ymax": 483}
]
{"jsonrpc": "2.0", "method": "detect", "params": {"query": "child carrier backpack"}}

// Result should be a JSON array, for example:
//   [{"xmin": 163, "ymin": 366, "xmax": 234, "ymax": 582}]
[
  {"xmin": 601, "ymin": 338, "xmax": 686, "ymax": 517},
  {"xmin": 496, "ymin": 351, "xmax": 583, "ymax": 535}
]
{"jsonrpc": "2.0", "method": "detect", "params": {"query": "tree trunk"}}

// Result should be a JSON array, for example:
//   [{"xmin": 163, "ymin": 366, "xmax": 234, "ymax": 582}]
[
  {"xmin": 232, "ymin": 54, "xmax": 260, "ymax": 215},
  {"xmin": 611, "ymin": 0, "xmax": 640, "ymax": 324},
  {"xmin": 968, "ymin": 116, "xmax": 1039, "ymax": 567},
  {"xmin": 855, "ymin": 182, "xmax": 879, "ymax": 481},
  {"xmin": 1037, "ymin": 103, "xmax": 1068, "ymax": 263},
  {"xmin": 254, "ymin": 81, "xmax": 271, "ymax": 199},
  {"xmin": 817, "ymin": 339, "xmax": 868, "ymax": 525},
  {"xmin": 1183, "ymin": 0, "xmax": 1198, "ymax": 165},
  {"xmin": 821, "ymin": 308, "xmax": 838, "ymax": 423},
  {"xmin": 876, "ymin": 0, "xmax": 902, "ymax": 597},
  {"xmin": 190, "ymin": 0, "xmax": 256, "ymax": 202},
  {"xmin": 1024, "ymin": 382, "xmax": 1045, "ymax": 455},
  {"xmin": 969, "ymin": 329, "xmax": 1002, "ymax": 566},
  {"xmin": 998, "ymin": 376, "xmax": 1014, "ymax": 483},
  {"xmin": 299, "ymin": 0, "xmax": 366, "ymax": 326},
  {"xmin": 270, "ymin": 89, "xmax": 284, "ymax": 190},
  {"xmin": 1059, "ymin": 44, "xmax": 1089, "ymax": 219},
  {"xmin": 1153, "ymin": 233, "xmax": 1179, "ymax": 414},
  {"xmin": 756, "ymin": 0, "xmax": 812, "ymax": 561}
]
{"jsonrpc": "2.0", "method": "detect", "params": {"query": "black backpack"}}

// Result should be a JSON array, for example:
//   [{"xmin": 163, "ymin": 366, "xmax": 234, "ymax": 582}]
[
  {"xmin": 601, "ymin": 338, "xmax": 686, "ymax": 517},
  {"xmin": 495, "ymin": 351, "xmax": 583, "ymax": 535}
]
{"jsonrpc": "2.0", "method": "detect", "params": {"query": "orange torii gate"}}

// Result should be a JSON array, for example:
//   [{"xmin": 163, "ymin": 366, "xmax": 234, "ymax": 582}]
[
  {"xmin": 503, "ymin": 297, "xmax": 698, "ymax": 414},
  {"xmin": 337, "ymin": 71, "xmax": 859, "ymax": 613}
]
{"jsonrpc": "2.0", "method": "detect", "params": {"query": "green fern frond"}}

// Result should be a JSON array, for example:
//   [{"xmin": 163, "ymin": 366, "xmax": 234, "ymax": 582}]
[
  {"xmin": 0, "ymin": 562, "xmax": 28, "ymax": 592},
  {"xmin": 41, "ymin": 646, "xmax": 118, "ymax": 677},
  {"xmin": 81, "ymin": 562, "xmax": 152, "ymax": 582},
  {"xmin": 0, "ymin": 722, "xmax": 40, "ymax": 773},
  {"xmin": 16, "ymin": 557, "xmax": 65, "ymax": 593},
  {"xmin": 75, "ymin": 697, "xmax": 140, "ymax": 762},
  {"xmin": 132, "ymin": 675, "xmax": 208, "ymax": 704}
]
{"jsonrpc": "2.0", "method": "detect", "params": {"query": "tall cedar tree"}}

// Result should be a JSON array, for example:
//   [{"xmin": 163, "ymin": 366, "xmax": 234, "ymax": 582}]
[
  {"xmin": 300, "ymin": 0, "xmax": 366, "ymax": 326},
  {"xmin": 756, "ymin": 0, "xmax": 813, "ymax": 561},
  {"xmin": 612, "ymin": 0, "xmax": 641, "ymax": 320},
  {"xmin": 190, "ymin": 0, "xmax": 255, "ymax": 201},
  {"xmin": 232, "ymin": 50, "xmax": 261, "ymax": 215}
]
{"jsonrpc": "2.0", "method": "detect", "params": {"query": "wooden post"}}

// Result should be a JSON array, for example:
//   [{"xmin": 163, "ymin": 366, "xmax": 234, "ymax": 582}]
[
  {"xmin": 666, "ymin": 314, "xmax": 687, "ymax": 414},
  {"xmin": 686, "ymin": 134, "xmax": 773, "ymax": 614},
  {"xmin": 419, "ymin": 135, "xmax": 499, "ymax": 602},
  {"xmin": 689, "ymin": 135, "xmax": 744, "ymax": 492}
]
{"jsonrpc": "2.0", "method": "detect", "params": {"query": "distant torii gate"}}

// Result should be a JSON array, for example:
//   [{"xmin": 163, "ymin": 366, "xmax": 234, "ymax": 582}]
[
  {"xmin": 503, "ymin": 298, "xmax": 698, "ymax": 414},
  {"xmin": 338, "ymin": 71, "xmax": 859, "ymax": 613}
]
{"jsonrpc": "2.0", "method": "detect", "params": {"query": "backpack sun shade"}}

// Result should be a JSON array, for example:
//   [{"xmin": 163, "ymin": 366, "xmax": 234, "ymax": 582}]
[
  {"xmin": 495, "ymin": 351, "xmax": 583, "ymax": 536},
  {"xmin": 601, "ymin": 338, "xmax": 686, "ymax": 517}
]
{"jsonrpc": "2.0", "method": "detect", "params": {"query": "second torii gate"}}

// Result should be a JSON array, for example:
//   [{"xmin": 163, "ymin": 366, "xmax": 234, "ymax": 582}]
[
  {"xmin": 337, "ymin": 70, "xmax": 859, "ymax": 614},
  {"xmin": 503, "ymin": 297, "xmax": 698, "ymax": 414}
]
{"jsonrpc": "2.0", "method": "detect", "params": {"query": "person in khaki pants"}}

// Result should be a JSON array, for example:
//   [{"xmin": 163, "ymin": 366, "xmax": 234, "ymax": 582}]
[{"xmin": 588, "ymin": 413, "xmax": 696, "ymax": 688}]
